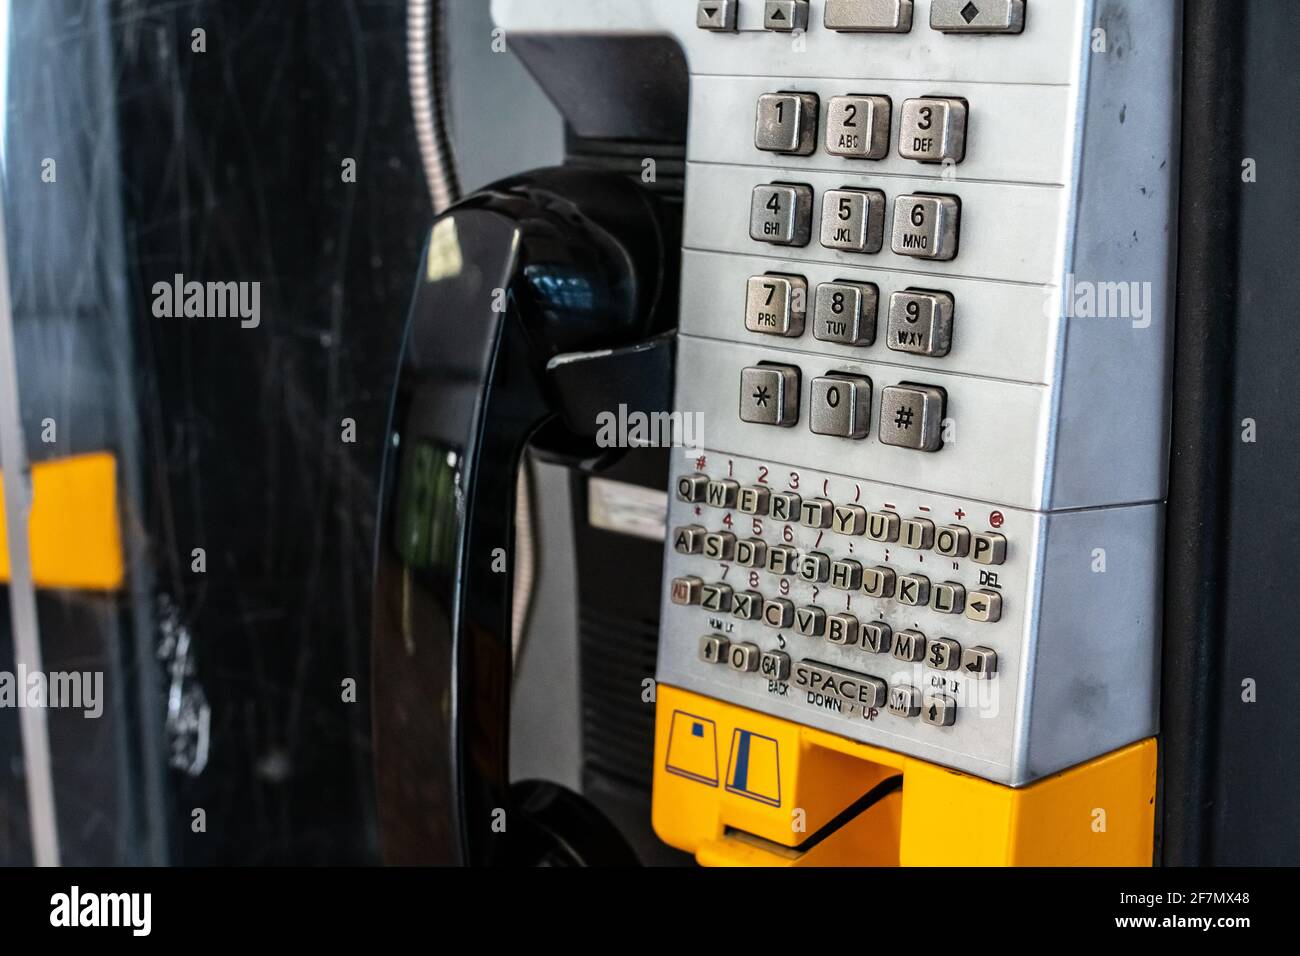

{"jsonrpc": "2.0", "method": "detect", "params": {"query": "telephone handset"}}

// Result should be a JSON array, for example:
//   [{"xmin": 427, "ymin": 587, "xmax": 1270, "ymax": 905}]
[{"xmin": 370, "ymin": 168, "xmax": 674, "ymax": 864}]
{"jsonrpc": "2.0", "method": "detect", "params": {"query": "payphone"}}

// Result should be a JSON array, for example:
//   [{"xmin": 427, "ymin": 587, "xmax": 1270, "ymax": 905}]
[{"xmin": 374, "ymin": 0, "xmax": 1182, "ymax": 865}]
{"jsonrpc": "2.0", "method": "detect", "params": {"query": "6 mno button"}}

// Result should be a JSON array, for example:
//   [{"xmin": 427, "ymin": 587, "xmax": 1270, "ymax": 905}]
[{"xmin": 892, "ymin": 194, "xmax": 960, "ymax": 260}]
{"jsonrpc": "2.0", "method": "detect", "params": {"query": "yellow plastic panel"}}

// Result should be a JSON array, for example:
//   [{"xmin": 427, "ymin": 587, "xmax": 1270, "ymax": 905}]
[
  {"xmin": 653, "ymin": 684, "xmax": 1156, "ymax": 867},
  {"xmin": 0, "ymin": 452, "xmax": 124, "ymax": 591},
  {"xmin": 899, "ymin": 738, "xmax": 1157, "ymax": 866}
]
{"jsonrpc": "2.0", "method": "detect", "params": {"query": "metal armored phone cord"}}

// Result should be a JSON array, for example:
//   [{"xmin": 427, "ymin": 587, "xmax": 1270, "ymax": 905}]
[{"xmin": 407, "ymin": 0, "xmax": 461, "ymax": 213}]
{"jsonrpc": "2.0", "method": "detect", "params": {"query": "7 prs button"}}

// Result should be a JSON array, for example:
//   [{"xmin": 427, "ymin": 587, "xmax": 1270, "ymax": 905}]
[{"xmin": 746, "ymin": 273, "xmax": 807, "ymax": 337}]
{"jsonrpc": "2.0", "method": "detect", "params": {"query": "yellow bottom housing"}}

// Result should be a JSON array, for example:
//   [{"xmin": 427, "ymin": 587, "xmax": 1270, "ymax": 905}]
[{"xmin": 653, "ymin": 684, "xmax": 1156, "ymax": 866}]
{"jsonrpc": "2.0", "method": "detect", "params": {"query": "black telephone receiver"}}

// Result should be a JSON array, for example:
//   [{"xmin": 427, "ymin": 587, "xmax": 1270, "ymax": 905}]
[{"xmin": 370, "ymin": 167, "xmax": 675, "ymax": 865}]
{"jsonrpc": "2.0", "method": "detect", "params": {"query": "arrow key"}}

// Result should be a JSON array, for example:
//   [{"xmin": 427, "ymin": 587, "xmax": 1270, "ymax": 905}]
[
  {"xmin": 921, "ymin": 693, "xmax": 957, "ymax": 727},
  {"xmin": 960, "ymin": 645, "xmax": 998, "ymax": 680},
  {"xmin": 698, "ymin": 0, "xmax": 738, "ymax": 31},
  {"xmin": 964, "ymin": 588, "xmax": 1002, "ymax": 623},
  {"xmin": 764, "ymin": 0, "xmax": 808, "ymax": 31}
]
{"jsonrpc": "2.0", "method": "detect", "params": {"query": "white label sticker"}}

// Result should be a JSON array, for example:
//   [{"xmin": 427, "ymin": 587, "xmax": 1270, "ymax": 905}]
[{"xmin": 587, "ymin": 478, "xmax": 668, "ymax": 542}]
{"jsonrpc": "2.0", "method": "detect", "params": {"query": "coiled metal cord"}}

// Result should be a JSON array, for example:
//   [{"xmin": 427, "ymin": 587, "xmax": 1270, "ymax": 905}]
[{"xmin": 407, "ymin": 0, "xmax": 461, "ymax": 213}]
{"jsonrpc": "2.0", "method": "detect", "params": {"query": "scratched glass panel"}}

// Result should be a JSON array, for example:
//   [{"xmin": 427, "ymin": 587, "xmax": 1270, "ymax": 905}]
[{"xmin": 0, "ymin": 0, "xmax": 564, "ymax": 865}]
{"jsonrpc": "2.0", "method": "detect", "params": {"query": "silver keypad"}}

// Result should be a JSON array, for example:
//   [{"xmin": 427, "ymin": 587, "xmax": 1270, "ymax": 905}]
[
  {"xmin": 706, "ymin": 478, "xmax": 739, "ymax": 508},
  {"xmin": 700, "ymin": 634, "xmax": 729, "ymax": 663},
  {"xmin": 888, "ymin": 289, "xmax": 954, "ymax": 357},
  {"xmin": 697, "ymin": 0, "xmax": 738, "ymax": 31},
  {"xmin": 769, "ymin": 491, "xmax": 801, "ymax": 521},
  {"xmin": 921, "ymin": 694, "xmax": 957, "ymax": 727},
  {"xmin": 832, "ymin": 504, "xmax": 866, "ymax": 536},
  {"xmin": 799, "ymin": 498, "xmax": 833, "ymax": 529},
  {"xmin": 960, "ymin": 645, "xmax": 999, "ymax": 679},
  {"xmin": 728, "ymin": 641, "xmax": 762, "ymax": 672},
  {"xmin": 930, "ymin": 0, "xmax": 1025, "ymax": 34},
  {"xmin": 703, "ymin": 531, "xmax": 736, "ymax": 560},
  {"xmin": 926, "ymin": 637, "xmax": 961, "ymax": 671},
  {"xmin": 755, "ymin": 92, "xmax": 819, "ymax": 155},
  {"xmin": 972, "ymin": 531, "xmax": 1008, "ymax": 565},
  {"xmin": 798, "ymin": 551, "xmax": 830, "ymax": 582},
  {"xmin": 795, "ymin": 661, "xmax": 888, "ymax": 709},
  {"xmin": 827, "ymin": 613, "xmax": 860, "ymax": 646},
  {"xmin": 964, "ymin": 589, "xmax": 1002, "ymax": 623},
  {"xmin": 935, "ymin": 525, "xmax": 971, "ymax": 557},
  {"xmin": 671, "ymin": 576, "xmax": 703, "ymax": 606},
  {"xmin": 897, "ymin": 575, "xmax": 930, "ymax": 608},
  {"xmin": 751, "ymin": 183, "xmax": 813, "ymax": 246},
  {"xmin": 862, "ymin": 566, "xmax": 896, "ymax": 599},
  {"xmin": 824, "ymin": 0, "xmax": 913, "ymax": 33},
  {"xmin": 746, "ymin": 273, "xmax": 807, "ymax": 337},
  {"xmin": 764, "ymin": 0, "xmax": 809, "ymax": 32},
  {"xmin": 866, "ymin": 510, "xmax": 900, "ymax": 542},
  {"xmin": 888, "ymin": 684, "xmax": 922, "ymax": 717},
  {"xmin": 740, "ymin": 364, "xmax": 801, "ymax": 426},
  {"xmin": 732, "ymin": 590, "xmax": 763, "ymax": 620},
  {"xmin": 814, "ymin": 281, "xmax": 877, "ymax": 346},
  {"xmin": 898, "ymin": 98, "xmax": 968, "ymax": 164},
  {"xmin": 762, "ymin": 597, "xmax": 795, "ymax": 628},
  {"xmin": 760, "ymin": 650, "xmax": 792, "ymax": 681},
  {"xmin": 702, "ymin": 582, "xmax": 733, "ymax": 612},
  {"xmin": 861, "ymin": 620, "xmax": 892, "ymax": 653},
  {"xmin": 821, "ymin": 188, "xmax": 885, "ymax": 254},
  {"xmin": 891, "ymin": 194, "xmax": 961, "ymax": 261},
  {"xmin": 879, "ymin": 384, "xmax": 946, "ymax": 451},
  {"xmin": 672, "ymin": 525, "xmax": 707, "ymax": 554},
  {"xmin": 825, "ymin": 95, "xmax": 892, "ymax": 160},
  {"xmin": 810, "ymin": 373, "xmax": 872, "ymax": 439},
  {"xmin": 829, "ymin": 559, "xmax": 863, "ymax": 591},
  {"xmin": 900, "ymin": 516, "xmax": 935, "ymax": 550},
  {"xmin": 738, "ymin": 486, "xmax": 771, "ymax": 515},
  {"xmin": 766, "ymin": 544, "xmax": 798, "ymax": 575},
  {"xmin": 795, "ymin": 605, "xmax": 826, "ymax": 636},
  {"xmin": 676, "ymin": 473, "xmax": 708, "ymax": 503},
  {"xmin": 735, "ymin": 538, "xmax": 767, "ymax": 568},
  {"xmin": 930, "ymin": 581, "xmax": 966, "ymax": 614}
]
